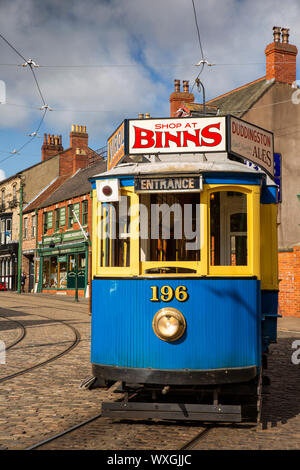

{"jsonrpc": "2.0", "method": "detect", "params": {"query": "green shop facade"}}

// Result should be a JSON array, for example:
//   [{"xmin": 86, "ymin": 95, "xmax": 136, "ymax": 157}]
[{"xmin": 37, "ymin": 228, "xmax": 89, "ymax": 296}]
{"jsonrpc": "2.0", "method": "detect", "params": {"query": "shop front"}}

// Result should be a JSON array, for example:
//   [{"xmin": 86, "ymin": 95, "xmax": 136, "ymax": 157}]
[{"xmin": 37, "ymin": 232, "xmax": 89, "ymax": 296}]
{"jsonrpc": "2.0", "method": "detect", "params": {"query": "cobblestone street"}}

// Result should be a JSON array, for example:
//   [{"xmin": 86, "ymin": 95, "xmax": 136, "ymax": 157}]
[{"xmin": 0, "ymin": 291, "xmax": 300, "ymax": 450}]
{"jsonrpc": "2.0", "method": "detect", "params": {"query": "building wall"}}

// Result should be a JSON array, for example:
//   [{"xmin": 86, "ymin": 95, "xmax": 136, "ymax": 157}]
[
  {"xmin": 22, "ymin": 155, "xmax": 60, "ymax": 204},
  {"xmin": 278, "ymin": 247, "xmax": 300, "ymax": 317},
  {"xmin": 243, "ymin": 82, "xmax": 300, "ymax": 249}
]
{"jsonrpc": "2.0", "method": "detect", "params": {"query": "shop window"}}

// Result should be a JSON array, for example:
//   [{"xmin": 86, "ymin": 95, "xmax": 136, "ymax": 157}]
[
  {"xmin": 82, "ymin": 200, "xmax": 88, "ymax": 226},
  {"xmin": 42, "ymin": 257, "xmax": 50, "ymax": 288},
  {"xmin": 58, "ymin": 255, "xmax": 67, "ymax": 289},
  {"xmin": 210, "ymin": 191, "xmax": 247, "ymax": 266},
  {"xmin": 49, "ymin": 256, "xmax": 58, "ymax": 288}
]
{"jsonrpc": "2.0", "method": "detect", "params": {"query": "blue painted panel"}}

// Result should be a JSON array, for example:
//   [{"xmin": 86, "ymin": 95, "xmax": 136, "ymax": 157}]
[
  {"xmin": 261, "ymin": 290, "xmax": 280, "ymax": 349},
  {"xmin": 260, "ymin": 185, "xmax": 277, "ymax": 204},
  {"xmin": 203, "ymin": 172, "xmax": 263, "ymax": 185},
  {"xmin": 91, "ymin": 278, "xmax": 261, "ymax": 371}
]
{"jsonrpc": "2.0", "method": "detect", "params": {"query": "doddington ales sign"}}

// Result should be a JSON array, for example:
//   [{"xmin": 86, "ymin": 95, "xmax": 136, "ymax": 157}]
[
  {"xmin": 107, "ymin": 116, "xmax": 274, "ymax": 177},
  {"xmin": 229, "ymin": 116, "xmax": 274, "ymax": 177}
]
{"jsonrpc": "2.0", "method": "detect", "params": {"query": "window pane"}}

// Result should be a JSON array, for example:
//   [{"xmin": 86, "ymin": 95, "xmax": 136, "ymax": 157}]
[
  {"xmin": 143, "ymin": 193, "xmax": 200, "ymax": 263},
  {"xmin": 58, "ymin": 261, "xmax": 67, "ymax": 289},
  {"xmin": 42, "ymin": 257, "xmax": 50, "ymax": 288},
  {"xmin": 210, "ymin": 191, "xmax": 247, "ymax": 266},
  {"xmin": 100, "ymin": 197, "xmax": 130, "ymax": 267},
  {"xmin": 50, "ymin": 256, "xmax": 58, "ymax": 287}
]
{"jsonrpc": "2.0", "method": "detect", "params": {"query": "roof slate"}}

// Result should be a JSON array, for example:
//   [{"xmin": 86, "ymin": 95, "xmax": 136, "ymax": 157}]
[
  {"xmin": 186, "ymin": 77, "xmax": 275, "ymax": 118},
  {"xmin": 23, "ymin": 175, "xmax": 70, "ymax": 214},
  {"xmin": 38, "ymin": 159, "xmax": 106, "ymax": 209}
]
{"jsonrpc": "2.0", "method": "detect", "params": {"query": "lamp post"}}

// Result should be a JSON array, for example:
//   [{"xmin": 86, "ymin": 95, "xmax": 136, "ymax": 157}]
[{"xmin": 17, "ymin": 176, "xmax": 24, "ymax": 294}]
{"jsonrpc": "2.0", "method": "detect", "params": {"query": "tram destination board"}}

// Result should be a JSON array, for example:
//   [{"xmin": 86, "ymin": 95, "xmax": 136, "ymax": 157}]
[
  {"xmin": 134, "ymin": 175, "xmax": 203, "ymax": 193},
  {"xmin": 228, "ymin": 115, "xmax": 274, "ymax": 177}
]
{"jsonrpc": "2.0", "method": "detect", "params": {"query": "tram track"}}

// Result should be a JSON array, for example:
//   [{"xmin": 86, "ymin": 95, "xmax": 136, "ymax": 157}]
[
  {"xmin": 0, "ymin": 314, "xmax": 26, "ymax": 350},
  {"xmin": 179, "ymin": 425, "xmax": 213, "ymax": 450},
  {"xmin": 0, "ymin": 312, "xmax": 81, "ymax": 384}
]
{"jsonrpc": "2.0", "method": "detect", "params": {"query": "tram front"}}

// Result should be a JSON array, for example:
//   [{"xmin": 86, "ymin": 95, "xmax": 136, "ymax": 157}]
[{"xmin": 89, "ymin": 116, "xmax": 278, "ymax": 422}]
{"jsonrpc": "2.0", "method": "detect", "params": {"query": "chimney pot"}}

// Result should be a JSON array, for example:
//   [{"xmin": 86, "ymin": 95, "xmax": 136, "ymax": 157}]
[
  {"xmin": 265, "ymin": 27, "xmax": 298, "ymax": 84},
  {"xmin": 273, "ymin": 26, "xmax": 281, "ymax": 43},
  {"xmin": 145, "ymin": 113, "xmax": 150, "ymax": 118},
  {"xmin": 174, "ymin": 79, "xmax": 180, "ymax": 92},
  {"xmin": 281, "ymin": 27, "xmax": 290, "ymax": 44},
  {"xmin": 138, "ymin": 113, "xmax": 144, "ymax": 119},
  {"xmin": 183, "ymin": 80, "xmax": 189, "ymax": 92}
]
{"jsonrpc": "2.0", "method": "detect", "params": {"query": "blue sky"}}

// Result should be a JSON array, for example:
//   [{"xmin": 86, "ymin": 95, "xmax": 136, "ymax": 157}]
[{"xmin": 0, "ymin": 0, "xmax": 300, "ymax": 180}]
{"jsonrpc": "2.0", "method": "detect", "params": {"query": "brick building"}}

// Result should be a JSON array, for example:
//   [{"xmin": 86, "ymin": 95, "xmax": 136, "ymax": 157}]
[
  {"xmin": 34, "ymin": 159, "xmax": 106, "ymax": 297},
  {"xmin": 0, "ymin": 152, "xmax": 67, "ymax": 290},
  {"xmin": 170, "ymin": 26, "xmax": 300, "ymax": 317}
]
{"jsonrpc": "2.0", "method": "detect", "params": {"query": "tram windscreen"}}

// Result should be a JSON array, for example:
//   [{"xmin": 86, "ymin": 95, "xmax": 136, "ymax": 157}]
[
  {"xmin": 210, "ymin": 191, "xmax": 247, "ymax": 266},
  {"xmin": 140, "ymin": 193, "xmax": 200, "ymax": 263},
  {"xmin": 99, "ymin": 196, "xmax": 130, "ymax": 267}
]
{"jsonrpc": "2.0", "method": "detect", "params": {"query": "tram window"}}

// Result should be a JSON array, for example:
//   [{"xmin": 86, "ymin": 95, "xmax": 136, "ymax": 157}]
[
  {"xmin": 99, "ymin": 196, "xmax": 130, "ymax": 267},
  {"xmin": 140, "ymin": 193, "xmax": 200, "ymax": 264},
  {"xmin": 210, "ymin": 191, "xmax": 247, "ymax": 266}
]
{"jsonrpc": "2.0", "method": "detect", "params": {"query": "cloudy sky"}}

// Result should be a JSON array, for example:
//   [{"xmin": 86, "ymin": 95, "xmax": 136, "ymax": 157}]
[{"xmin": 0, "ymin": 0, "xmax": 300, "ymax": 180}]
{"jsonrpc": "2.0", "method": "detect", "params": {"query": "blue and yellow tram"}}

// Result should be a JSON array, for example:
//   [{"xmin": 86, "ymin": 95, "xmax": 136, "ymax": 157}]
[{"xmin": 89, "ymin": 116, "xmax": 279, "ymax": 422}]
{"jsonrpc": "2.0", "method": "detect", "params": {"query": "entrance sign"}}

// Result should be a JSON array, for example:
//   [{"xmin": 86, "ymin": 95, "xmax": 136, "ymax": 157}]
[
  {"xmin": 128, "ymin": 117, "xmax": 227, "ymax": 155},
  {"xmin": 229, "ymin": 116, "xmax": 274, "ymax": 177},
  {"xmin": 135, "ymin": 176, "xmax": 203, "ymax": 193}
]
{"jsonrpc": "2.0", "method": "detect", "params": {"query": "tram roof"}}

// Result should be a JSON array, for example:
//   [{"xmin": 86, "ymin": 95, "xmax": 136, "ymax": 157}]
[{"xmin": 91, "ymin": 153, "xmax": 268, "ymax": 181}]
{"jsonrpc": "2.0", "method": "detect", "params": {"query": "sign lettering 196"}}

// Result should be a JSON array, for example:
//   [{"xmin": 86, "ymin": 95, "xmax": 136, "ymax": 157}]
[{"xmin": 150, "ymin": 285, "xmax": 189, "ymax": 302}]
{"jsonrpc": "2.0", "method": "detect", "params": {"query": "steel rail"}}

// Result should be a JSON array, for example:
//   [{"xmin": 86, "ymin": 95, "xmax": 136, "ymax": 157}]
[
  {"xmin": 0, "ymin": 313, "xmax": 81, "ymax": 383},
  {"xmin": 24, "ymin": 413, "xmax": 103, "ymax": 450},
  {"xmin": 0, "ymin": 314, "xmax": 26, "ymax": 350},
  {"xmin": 179, "ymin": 425, "xmax": 212, "ymax": 450}
]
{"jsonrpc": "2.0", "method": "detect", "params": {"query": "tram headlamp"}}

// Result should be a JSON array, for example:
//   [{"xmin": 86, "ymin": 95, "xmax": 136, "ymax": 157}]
[{"xmin": 152, "ymin": 308, "xmax": 186, "ymax": 342}]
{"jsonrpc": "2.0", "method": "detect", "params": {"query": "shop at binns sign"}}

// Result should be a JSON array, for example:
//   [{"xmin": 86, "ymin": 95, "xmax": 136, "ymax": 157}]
[{"xmin": 128, "ymin": 117, "xmax": 227, "ymax": 154}]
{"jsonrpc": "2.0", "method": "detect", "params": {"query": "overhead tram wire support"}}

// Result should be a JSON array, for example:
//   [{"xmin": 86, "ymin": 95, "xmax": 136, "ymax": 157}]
[{"xmin": 0, "ymin": 33, "xmax": 52, "ymax": 161}]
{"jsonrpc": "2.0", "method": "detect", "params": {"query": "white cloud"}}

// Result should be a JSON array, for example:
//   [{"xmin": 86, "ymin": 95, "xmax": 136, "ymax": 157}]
[
  {"xmin": 0, "ymin": 169, "xmax": 6, "ymax": 181},
  {"xmin": 0, "ymin": 0, "xmax": 299, "ymax": 152}
]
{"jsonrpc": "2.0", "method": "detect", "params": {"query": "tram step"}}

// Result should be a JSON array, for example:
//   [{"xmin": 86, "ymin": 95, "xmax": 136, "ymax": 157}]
[{"xmin": 101, "ymin": 401, "xmax": 241, "ymax": 422}]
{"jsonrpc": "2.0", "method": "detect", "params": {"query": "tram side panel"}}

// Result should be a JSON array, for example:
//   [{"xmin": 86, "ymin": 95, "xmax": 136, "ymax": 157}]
[{"xmin": 91, "ymin": 277, "xmax": 261, "ymax": 384}]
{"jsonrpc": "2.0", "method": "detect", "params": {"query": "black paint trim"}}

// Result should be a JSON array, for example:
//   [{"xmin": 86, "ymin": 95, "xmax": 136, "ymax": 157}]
[{"xmin": 92, "ymin": 363, "xmax": 257, "ymax": 386}]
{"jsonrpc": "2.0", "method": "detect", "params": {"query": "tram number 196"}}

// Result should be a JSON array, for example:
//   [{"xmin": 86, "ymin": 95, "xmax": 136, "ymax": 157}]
[{"xmin": 150, "ymin": 285, "xmax": 189, "ymax": 302}]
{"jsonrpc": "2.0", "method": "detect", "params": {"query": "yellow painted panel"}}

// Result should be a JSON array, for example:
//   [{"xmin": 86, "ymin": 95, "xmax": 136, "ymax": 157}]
[
  {"xmin": 260, "ymin": 204, "xmax": 279, "ymax": 290},
  {"xmin": 206, "ymin": 184, "xmax": 260, "ymax": 279}
]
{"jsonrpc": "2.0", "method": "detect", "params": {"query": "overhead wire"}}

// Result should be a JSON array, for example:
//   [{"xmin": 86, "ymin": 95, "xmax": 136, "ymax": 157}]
[
  {"xmin": 190, "ymin": 0, "xmax": 205, "ymax": 93},
  {"xmin": 0, "ymin": 33, "xmax": 50, "ymax": 164}
]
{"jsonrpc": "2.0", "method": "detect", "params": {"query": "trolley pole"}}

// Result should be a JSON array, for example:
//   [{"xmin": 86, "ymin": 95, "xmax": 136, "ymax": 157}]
[{"xmin": 17, "ymin": 180, "xmax": 24, "ymax": 294}]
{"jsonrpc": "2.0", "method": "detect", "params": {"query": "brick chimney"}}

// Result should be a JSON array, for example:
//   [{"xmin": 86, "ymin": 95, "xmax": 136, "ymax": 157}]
[
  {"xmin": 169, "ymin": 79, "xmax": 194, "ymax": 117},
  {"xmin": 70, "ymin": 124, "xmax": 88, "ymax": 150},
  {"xmin": 41, "ymin": 134, "xmax": 63, "ymax": 161},
  {"xmin": 70, "ymin": 125, "xmax": 89, "ymax": 173},
  {"xmin": 265, "ymin": 26, "xmax": 298, "ymax": 84}
]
